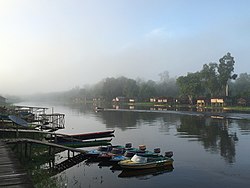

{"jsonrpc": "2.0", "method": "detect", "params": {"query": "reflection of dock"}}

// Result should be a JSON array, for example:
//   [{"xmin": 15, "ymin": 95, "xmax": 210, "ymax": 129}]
[
  {"xmin": 0, "ymin": 141, "xmax": 34, "ymax": 187},
  {"xmin": 53, "ymin": 154, "xmax": 87, "ymax": 173}
]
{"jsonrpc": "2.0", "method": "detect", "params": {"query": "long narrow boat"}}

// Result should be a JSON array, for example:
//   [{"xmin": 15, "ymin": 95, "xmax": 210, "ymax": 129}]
[
  {"xmin": 55, "ymin": 130, "xmax": 115, "ymax": 142},
  {"xmin": 56, "ymin": 138, "xmax": 112, "ymax": 148},
  {"xmin": 67, "ymin": 130, "xmax": 115, "ymax": 140},
  {"xmin": 118, "ymin": 154, "xmax": 173, "ymax": 169}
]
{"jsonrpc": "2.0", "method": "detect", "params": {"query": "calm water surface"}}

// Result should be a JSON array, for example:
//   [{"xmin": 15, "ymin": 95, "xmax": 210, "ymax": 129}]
[{"xmin": 19, "ymin": 103, "xmax": 250, "ymax": 188}]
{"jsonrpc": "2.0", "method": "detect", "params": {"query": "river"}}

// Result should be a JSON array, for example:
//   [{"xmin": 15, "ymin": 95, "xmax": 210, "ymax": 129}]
[{"xmin": 17, "ymin": 102, "xmax": 250, "ymax": 188}]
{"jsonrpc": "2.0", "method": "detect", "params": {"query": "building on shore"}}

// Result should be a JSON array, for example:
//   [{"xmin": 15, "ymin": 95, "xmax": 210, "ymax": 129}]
[{"xmin": 0, "ymin": 96, "xmax": 6, "ymax": 105}]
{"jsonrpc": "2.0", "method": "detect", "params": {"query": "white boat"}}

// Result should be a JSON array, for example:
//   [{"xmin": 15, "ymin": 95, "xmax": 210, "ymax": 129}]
[{"xmin": 118, "ymin": 154, "xmax": 173, "ymax": 169}]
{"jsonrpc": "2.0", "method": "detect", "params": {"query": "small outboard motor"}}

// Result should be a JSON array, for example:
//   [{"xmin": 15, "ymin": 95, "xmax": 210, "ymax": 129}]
[
  {"xmin": 154, "ymin": 148, "xmax": 161, "ymax": 153},
  {"xmin": 165, "ymin": 151, "xmax": 173, "ymax": 158}
]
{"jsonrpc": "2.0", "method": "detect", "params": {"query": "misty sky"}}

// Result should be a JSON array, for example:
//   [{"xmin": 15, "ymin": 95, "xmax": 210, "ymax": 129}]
[{"xmin": 1, "ymin": 0, "xmax": 250, "ymax": 95}]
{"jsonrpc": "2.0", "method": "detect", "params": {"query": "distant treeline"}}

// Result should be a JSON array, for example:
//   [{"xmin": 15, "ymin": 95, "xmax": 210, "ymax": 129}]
[{"xmin": 24, "ymin": 53, "xmax": 250, "ymax": 104}]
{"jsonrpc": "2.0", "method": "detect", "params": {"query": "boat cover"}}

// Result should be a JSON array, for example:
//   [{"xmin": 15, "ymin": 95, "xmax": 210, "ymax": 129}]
[{"xmin": 131, "ymin": 154, "xmax": 147, "ymax": 163}]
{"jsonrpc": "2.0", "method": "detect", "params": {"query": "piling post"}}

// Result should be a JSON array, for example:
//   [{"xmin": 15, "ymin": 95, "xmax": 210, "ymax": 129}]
[
  {"xmin": 20, "ymin": 142, "xmax": 23, "ymax": 157},
  {"xmin": 54, "ymin": 134, "xmax": 57, "ymax": 143},
  {"xmin": 68, "ymin": 150, "xmax": 70, "ymax": 159},
  {"xmin": 25, "ymin": 142, "xmax": 28, "ymax": 157},
  {"xmin": 49, "ymin": 146, "xmax": 52, "ymax": 156},
  {"xmin": 29, "ymin": 143, "xmax": 32, "ymax": 158},
  {"xmin": 15, "ymin": 125, "xmax": 19, "ymax": 138},
  {"xmin": 16, "ymin": 142, "xmax": 19, "ymax": 153}
]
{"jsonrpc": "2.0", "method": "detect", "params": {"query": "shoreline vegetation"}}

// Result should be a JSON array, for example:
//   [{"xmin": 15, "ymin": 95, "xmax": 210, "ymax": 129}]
[
  {"xmin": 4, "ymin": 99, "xmax": 250, "ymax": 112},
  {"xmin": 126, "ymin": 102, "xmax": 250, "ymax": 112}
]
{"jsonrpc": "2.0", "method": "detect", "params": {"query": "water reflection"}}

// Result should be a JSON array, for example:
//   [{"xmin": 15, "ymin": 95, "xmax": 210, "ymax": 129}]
[
  {"xmin": 96, "ymin": 109, "xmax": 239, "ymax": 164},
  {"xmin": 118, "ymin": 165, "xmax": 174, "ymax": 179},
  {"xmin": 96, "ymin": 111, "xmax": 180, "ymax": 131},
  {"xmin": 11, "ymin": 103, "xmax": 250, "ymax": 188},
  {"xmin": 237, "ymin": 119, "xmax": 250, "ymax": 134},
  {"xmin": 98, "ymin": 111, "xmax": 139, "ymax": 130},
  {"xmin": 177, "ymin": 116, "xmax": 236, "ymax": 164},
  {"xmin": 85, "ymin": 158, "xmax": 174, "ymax": 180}
]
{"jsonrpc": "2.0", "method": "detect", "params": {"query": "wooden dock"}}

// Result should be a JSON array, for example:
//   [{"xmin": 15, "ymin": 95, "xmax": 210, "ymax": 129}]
[
  {"xmin": 0, "ymin": 141, "xmax": 34, "ymax": 187},
  {"xmin": 4, "ymin": 138, "xmax": 87, "ymax": 155}
]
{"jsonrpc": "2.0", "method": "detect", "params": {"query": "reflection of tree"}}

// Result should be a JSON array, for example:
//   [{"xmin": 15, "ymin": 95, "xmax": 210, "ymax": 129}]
[
  {"xmin": 237, "ymin": 120, "xmax": 250, "ymax": 132},
  {"xmin": 66, "ymin": 103, "xmax": 95, "ymax": 115},
  {"xmin": 97, "ymin": 111, "xmax": 180, "ymax": 132},
  {"xmin": 97, "ymin": 111, "xmax": 138, "ymax": 130},
  {"xmin": 177, "ymin": 116, "xmax": 236, "ymax": 164}
]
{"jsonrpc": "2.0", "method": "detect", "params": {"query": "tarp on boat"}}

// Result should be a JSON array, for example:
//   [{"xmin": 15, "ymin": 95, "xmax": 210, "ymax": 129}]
[{"xmin": 131, "ymin": 154, "xmax": 147, "ymax": 163}]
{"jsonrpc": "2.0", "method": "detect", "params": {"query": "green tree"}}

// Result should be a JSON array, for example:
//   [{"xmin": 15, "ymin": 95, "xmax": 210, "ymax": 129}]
[
  {"xmin": 123, "ymin": 78, "xmax": 139, "ymax": 98},
  {"xmin": 101, "ymin": 77, "xmax": 122, "ymax": 100},
  {"xmin": 232, "ymin": 73, "xmax": 250, "ymax": 97},
  {"xmin": 176, "ymin": 72, "xmax": 204, "ymax": 104},
  {"xmin": 158, "ymin": 71, "xmax": 178, "ymax": 97},
  {"xmin": 218, "ymin": 52, "xmax": 236, "ymax": 96},
  {"xmin": 200, "ymin": 63, "xmax": 220, "ymax": 97},
  {"xmin": 138, "ymin": 80, "xmax": 157, "ymax": 101}
]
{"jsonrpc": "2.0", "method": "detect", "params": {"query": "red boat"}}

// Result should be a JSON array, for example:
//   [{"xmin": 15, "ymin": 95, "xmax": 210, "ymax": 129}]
[{"xmin": 56, "ymin": 130, "xmax": 115, "ymax": 142}]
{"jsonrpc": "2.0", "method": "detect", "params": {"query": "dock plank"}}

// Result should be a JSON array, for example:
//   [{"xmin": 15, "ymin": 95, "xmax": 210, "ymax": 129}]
[{"xmin": 0, "ymin": 141, "xmax": 34, "ymax": 188}]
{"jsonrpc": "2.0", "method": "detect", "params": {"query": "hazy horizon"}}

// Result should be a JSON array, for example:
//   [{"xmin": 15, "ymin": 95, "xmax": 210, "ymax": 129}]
[{"xmin": 1, "ymin": 0, "xmax": 250, "ymax": 96}]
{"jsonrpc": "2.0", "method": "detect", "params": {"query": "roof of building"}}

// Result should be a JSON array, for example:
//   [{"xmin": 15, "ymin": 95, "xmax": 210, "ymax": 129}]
[{"xmin": 0, "ymin": 95, "xmax": 6, "ymax": 100}]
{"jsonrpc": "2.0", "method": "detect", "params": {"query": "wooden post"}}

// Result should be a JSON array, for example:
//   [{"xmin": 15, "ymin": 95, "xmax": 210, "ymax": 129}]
[
  {"xmin": 49, "ymin": 146, "xmax": 52, "ymax": 156},
  {"xmin": 52, "ymin": 157, "xmax": 55, "ymax": 168},
  {"xmin": 16, "ymin": 124, "xmax": 19, "ymax": 138},
  {"xmin": 16, "ymin": 143, "xmax": 19, "ymax": 153},
  {"xmin": 54, "ymin": 134, "xmax": 57, "ymax": 143},
  {"xmin": 25, "ymin": 142, "xmax": 28, "ymax": 157},
  {"xmin": 20, "ymin": 142, "xmax": 23, "ymax": 157},
  {"xmin": 29, "ymin": 143, "xmax": 32, "ymax": 158}
]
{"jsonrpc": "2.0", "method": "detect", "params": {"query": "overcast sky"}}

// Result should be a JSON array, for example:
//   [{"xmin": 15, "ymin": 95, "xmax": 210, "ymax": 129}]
[{"xmin": 1, "ymin": 0, "xmax": 250, "ymax": 95}]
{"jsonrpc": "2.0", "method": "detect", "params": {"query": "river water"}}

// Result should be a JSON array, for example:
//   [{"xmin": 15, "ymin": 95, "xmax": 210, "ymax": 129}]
[{"xmin": 18, "ymin": 102, "xmax": 250, "ymax": 188}]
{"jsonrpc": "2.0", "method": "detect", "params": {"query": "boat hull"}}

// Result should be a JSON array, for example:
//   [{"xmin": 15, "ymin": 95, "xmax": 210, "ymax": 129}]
[
  {"xmin": 119, "ymin": 158, "xmax": 173, "ymax": 169},
  {"xmin": 68, "ymin": 130, "xmax": 115, "ymax": 140},
  {"xmin": 57, "ymin": 139, "xmax": 112, "ymax": 148}
]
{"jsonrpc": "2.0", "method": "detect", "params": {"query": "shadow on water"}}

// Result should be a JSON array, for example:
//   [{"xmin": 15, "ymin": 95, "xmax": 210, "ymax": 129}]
[{"xmin": 117, "ymin": 165, "xmax": 174, "ymax": 179}]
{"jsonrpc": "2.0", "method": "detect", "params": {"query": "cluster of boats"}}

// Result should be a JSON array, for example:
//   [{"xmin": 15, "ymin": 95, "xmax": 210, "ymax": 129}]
[
  {"xmin": 85, "ymin": 143, "xmax": 174, "ymax": 169},
  {"xmin": 54, "ymin": 129, "xmax": 174, "ymax": 173}
]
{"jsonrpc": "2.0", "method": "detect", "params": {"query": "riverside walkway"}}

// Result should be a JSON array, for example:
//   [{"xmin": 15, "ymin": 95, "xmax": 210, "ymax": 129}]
[{"xmin": 0, "ymin": 141, "xmax": 34, "ymax": 187}]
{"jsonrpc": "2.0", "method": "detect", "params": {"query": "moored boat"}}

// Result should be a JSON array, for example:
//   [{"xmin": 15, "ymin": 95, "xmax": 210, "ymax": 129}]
[
  {"xmin": 118, "ymin": 154, "xmax": 173, "ymax": 169},
  {"xmin": 98, "ymin": 146, "xmax": 125, "ymax": 160},
  {"xmin": 55, "ymin": 130, "xmax": 115, "ymax": 142},
  {"xmin": 57, "ymin": 138, "xmax": 112, "ymax": 148},
  {"xmin": 69, "ymin": 130, "xmax": 115, "ymax": 140},
  {"xmin": 95, "ymin": 106, "xmax": 105, "ymax": 112}
]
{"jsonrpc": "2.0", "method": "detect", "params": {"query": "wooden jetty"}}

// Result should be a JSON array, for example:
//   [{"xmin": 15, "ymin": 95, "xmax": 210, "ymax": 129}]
[
  {"xmin": 0, "ymin": 141, "xmax": 34, "ymax": 187},
  {"xmin": 4, "ymin": 138, "xmax": 87, "ymax": 159}
]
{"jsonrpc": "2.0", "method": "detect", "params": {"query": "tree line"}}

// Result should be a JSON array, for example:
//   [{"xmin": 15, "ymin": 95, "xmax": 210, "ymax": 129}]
[{"xmin": 26, "ymin": 52, "xmax": 250, "ymax": 104}]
